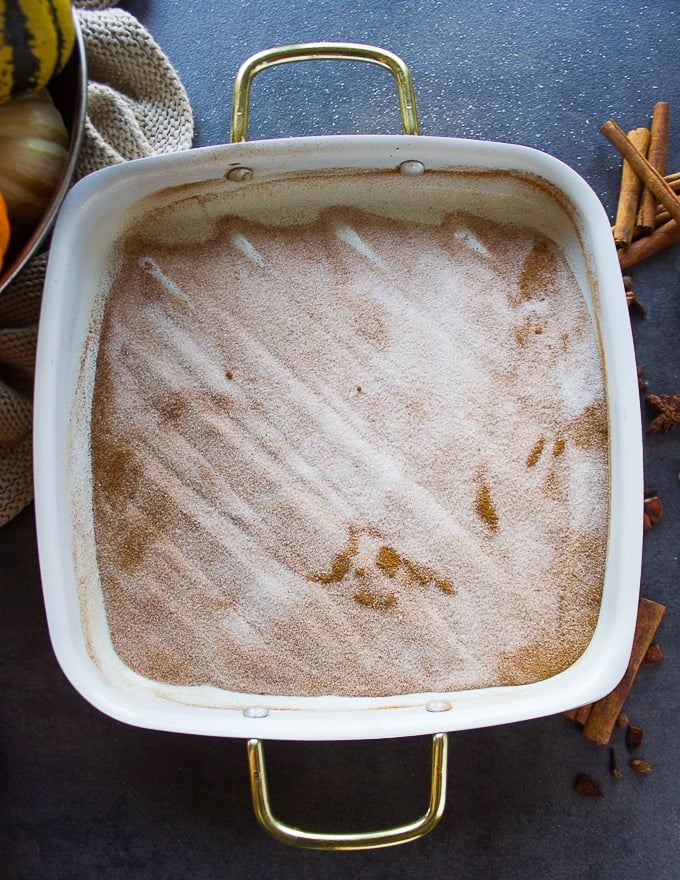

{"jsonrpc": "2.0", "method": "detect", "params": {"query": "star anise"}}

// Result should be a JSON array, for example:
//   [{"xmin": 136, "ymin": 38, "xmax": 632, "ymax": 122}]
[{"xmin": 646, "ymin": 393, "xmax": 680, "ymax": 433}]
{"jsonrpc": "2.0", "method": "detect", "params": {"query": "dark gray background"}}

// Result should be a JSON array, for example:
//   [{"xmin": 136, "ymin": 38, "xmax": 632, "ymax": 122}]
[{"xmin": 2, "ymin": 1, "xmax": 679, "ymax": 877}]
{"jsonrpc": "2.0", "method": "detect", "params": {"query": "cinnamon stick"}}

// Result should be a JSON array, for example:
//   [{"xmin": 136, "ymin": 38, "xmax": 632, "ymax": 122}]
[
  {"xmin": 653, "ymin": 177, "xmax": 680, "ymax": 225},
  {"xmin": 636, "ymin": 102, "xmax": 670, "ymax": 234},
  {"xmin": 601, "ymin": 119, "xmax": 680, "ymax": 228},
  {"xmin": 563, "ymin": 703, "xmax": 593, "ymax": 725},
  {"xmin": 611, "ymin": 178, "xmax": 680, "ymax": 236},
  {"xmin": 612, "ymin": 127, "xmax": 650, "ymax": 247},
  {"xmin": 574, "ymin": 704, "xmax": 593, "ymax": 725},
  {"xmin": 619, "ymin": 219, "xmax": 680, "ymax": 269},
  {"xmin": 611, "ymin": 172, "xmax": 680, "ymax": 234},
  {"xmin": 581, "ymin": 598, "xmax": 666, "ymax": 745}
]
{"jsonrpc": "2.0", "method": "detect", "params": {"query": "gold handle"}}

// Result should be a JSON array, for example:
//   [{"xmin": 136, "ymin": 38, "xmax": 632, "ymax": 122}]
[
  {"xmin": 246, "ymin": 733, "xmax": 448, "ymax": 851},
  {"xmin": 230, "ymin": 42, "xmax": 419, "ymax": 143}
]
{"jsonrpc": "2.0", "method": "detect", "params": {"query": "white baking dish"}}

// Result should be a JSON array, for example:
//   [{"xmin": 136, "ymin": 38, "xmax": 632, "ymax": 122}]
[{"xmin": 34, "ymin": 44, "xmax": 642, "ymax": 848}]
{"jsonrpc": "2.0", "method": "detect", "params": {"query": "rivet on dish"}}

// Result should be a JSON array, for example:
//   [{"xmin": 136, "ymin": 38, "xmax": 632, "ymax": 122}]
[
  {"xmin": 243, "ymin": 706, "xmax": 270, "ymax": 718},
  {"xmin": 399, "ymin": 160, "xmax": 425, "ymax": 176},
  {"xmin": 425, "ymin": 700, "xmax": 453, "ymax": 713},
  {"xmin": 226, "ymin": 166, "xmax": 254, "ymax": 181}
]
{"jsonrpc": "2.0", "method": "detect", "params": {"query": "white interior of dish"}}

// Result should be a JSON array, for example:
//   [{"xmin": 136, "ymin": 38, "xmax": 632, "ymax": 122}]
[{"xmin": 35, "ymin": 135, "xmax": 642, "ymax": 740}]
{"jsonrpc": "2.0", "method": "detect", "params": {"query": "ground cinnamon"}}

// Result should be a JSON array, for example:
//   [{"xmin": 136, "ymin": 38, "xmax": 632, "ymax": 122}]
[
  {"xmin": 89, "ymin": 201, "xmax": 609, "ymax": 697},
  {"xmin": 636, "ymin": 102, "xmax": 670, "ymax": 234},
  {"xmin": 526, "ymin": 435, "xmax": 545, "ymax": 468},
  {"xmin": 474, "ymin": 482, "xmax": 499, "ymax": 531}
]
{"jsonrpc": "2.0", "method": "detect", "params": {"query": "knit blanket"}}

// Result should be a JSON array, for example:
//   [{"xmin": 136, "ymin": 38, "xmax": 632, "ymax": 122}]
[{"xmin": 0, "ymin": 0, "xmax": 194, "ymax": 525}]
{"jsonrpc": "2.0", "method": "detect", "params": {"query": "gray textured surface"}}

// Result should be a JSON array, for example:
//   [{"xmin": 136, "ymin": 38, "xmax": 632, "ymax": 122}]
[{"xmin": 2, "ymin": 1, "xmax": 679, "ymax": 877}]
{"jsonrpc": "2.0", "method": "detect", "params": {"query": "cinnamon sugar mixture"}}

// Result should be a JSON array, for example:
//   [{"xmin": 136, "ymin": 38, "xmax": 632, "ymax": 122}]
[{"xmin": 90, "ymin": 203, "xmax": 609, "ymax": 697}]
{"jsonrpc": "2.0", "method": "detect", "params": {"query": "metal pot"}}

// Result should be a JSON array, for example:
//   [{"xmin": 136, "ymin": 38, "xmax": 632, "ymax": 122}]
[{"xmin": 0, "ymin": 12, "xmax": 87, "ymax": 295}]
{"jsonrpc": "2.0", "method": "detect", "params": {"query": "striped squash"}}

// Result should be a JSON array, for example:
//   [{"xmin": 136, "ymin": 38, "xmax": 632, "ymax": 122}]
[{"xmin": 0, "ymin": 0, "xmax": 75, "ymax": 104}]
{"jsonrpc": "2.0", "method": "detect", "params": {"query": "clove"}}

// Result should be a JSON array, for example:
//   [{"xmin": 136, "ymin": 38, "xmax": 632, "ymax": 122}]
[
  {"xmin": 625, "ymin": 724, "xmax": 644, "ymax": 753},
  {"xmin": 623, "ymin": 276, "xmax": 647, "ymax": 314}
]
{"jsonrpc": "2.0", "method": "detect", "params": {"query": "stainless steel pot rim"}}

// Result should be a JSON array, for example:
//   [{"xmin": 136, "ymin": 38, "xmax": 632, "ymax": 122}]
[{"xmin": 0, "ymin": 12, "xmax": 87, "ymax": 296}]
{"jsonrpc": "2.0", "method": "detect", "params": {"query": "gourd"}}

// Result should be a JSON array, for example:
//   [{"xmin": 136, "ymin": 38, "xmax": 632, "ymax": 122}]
[
  {"xmin": 0, "ymin": 0, "xmax": 75, "ymax": 104},
  {"xmin": 0, "ymin": 87, "xmax": 68, "ymax": 227},
  {"xmin": 0, "ymin": 192, "xmax": 9, "ymax": 271}
]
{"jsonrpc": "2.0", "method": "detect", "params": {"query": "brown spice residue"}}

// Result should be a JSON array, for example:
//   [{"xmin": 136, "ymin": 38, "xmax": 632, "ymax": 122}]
[
  {"xmin": 307, "ymin": 526, "xmax": 358, "ymax": 584},
  {"xmin": 552, "ymin": 438, "xmax": 566, "ymax": 457},
  {"xmin": 90, "ymin": 435, "xmax": 142, "ymax": 498},
  {"xmin": 518, "ymin": 237, "xmax": 559, "ymax": 302},
  {"xmin": 404, "ymin": 559, "xmax": 429, "ymax": 586},
  {"xmin": 376, "ymin": 545, "xmax": 401, "ymax": 577},
  {"xmin": 475, "ymin": 483, "xmax": 499, "ymax": 532},
  {"xmin": 568, "ymin": 403, "xmax": 608, "ymax": 449},
  {"xmin": 157, "ymin": 388, "xmax": 189, "ymax": 424},
  {"xmin": 541, "ymin": 467, "xmax": 567, "ymax": 505},
  {"xmin": 89, "ymin": 203, "xmax": 607, "ymax": 697},
  {"xmin": 526, "ymin": 435, "xmax": 546, "ymax": 468},
  {"xmin": 306, "ymin": 526, "xmax": 456, "ymax": 597},
  {"xmin": 512, "ymin": 316, "xmax": 545, "ymax": 348},
  {"xmin": 434, "ymin": 578, "xmax": 456, "ymax": 595},
  {"xmin": 405, "ymin": 559, "xmax": 455, "ymax": 595},
  {"xmin": 376, "ymin": 545, "xmax": 455, "ymax": 595},
  {"xmin": 353, "ymin": 590, "xmax": 397, "ymax": 610},
  {"xmin": 156, "ymin": 387, "xmax": 234, "ymax": 426},
  {"xmin": 114, "ymin": 526, "xmax": 150, "ymax": 571},
  {"xmin": 497, "ymin": 639, "xmax": 583, "ymax": 686},
  {"xmin": 514, "ymin": 325, "xmax": 527, "ymax": 347},
  {"xmin": 142, "ymin": 650, "xmax": 195, "ymax": 684},
  {"xmin": 316, "ymin": 553, "xmax": 352, "ymax": 584}
]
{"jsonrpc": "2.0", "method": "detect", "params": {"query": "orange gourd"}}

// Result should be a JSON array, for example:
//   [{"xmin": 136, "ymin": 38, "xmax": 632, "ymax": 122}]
[{"xmin": 0, "ymin": 192, "xmax": 10, "ymax": 271}]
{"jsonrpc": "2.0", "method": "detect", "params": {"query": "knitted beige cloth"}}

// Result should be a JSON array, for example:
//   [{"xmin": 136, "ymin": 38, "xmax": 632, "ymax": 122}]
[{"xmin": 0, "ymin": 0, "xmax": 194, "ymax": 526}]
